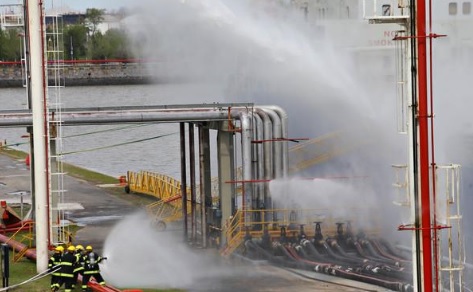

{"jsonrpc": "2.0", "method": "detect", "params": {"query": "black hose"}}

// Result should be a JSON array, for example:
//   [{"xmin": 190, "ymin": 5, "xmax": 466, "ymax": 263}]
[
  {"xmin": 321, "ymin": 242, "xmax": 362, "ymax": 265},
  {"xmin": 243, "ymin": 235, "xmax": 415, "ymax": 292},
  {"xmin": 376, "ymin": 238, "xmax": 411, "ymax": 261}
]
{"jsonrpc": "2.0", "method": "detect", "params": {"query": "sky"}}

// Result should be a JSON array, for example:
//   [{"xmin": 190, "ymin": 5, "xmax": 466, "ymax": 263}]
[{"xmin": 0, "ymin": 0, "xmax": 134, "ymax": 13}]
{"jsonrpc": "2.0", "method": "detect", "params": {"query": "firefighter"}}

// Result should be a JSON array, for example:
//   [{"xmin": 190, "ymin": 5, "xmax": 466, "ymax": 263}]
[
  {"xmin": 59, "ymin": 245, "xmax": 77, "ymax": 292},
  {"xmin": 72, "ymin": 244, "xmax": 85, "ymax": 289},
  {"xmin": 82, "ymin": 245, "xmax": 107, "ymax": 291},
  {"xmin": 48, "ymin": 246, "xmax": 63, "ymax": 291}
]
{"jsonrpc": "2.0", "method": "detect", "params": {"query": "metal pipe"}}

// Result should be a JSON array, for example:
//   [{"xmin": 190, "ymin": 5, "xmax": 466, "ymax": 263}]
[
  {"xmin": 198, "ymin": 124, "xmax": 206, "ymax": 247},
  {"xmin": 238, "ymin": 112, "xmax": 252, "ymax": 223},
  {"xmin": 198, "ymin": 124, "xmax": 211, "ymax": 247},
  {"xmin": 427, "ymin": 0, "xmax": 440, "ymax": 288},
  {"xmin": 254, "ymin": 109, "xmax": 272, "ymax": 212},
  {"xmin": 255, "ymin": 109, "xmax": 273, "ymax": 180},
  {"xmin": 408, "ymin": 1, "xmax": 423, "ymax": 290},
  {"xmin": 252, "ymin": 113, "xmax": 264, "ymax": 210},
  {"xmin": 260, "ymin": 108, "xmax": 282, "ymax": 179},
  {"xmin": 416, "ymin": 0, "xmax": 434, "ymax": 290},
  {"xmin": 179, "ymin": 123, "xmax": 188, "ymax": 241},
  {"xmin": 188, "ymin": 123, "xmax": 197, "ymax": 243},
  {"xmin": 0, "ymin": 108, "xmax": 231, "ymax": 127},
  {"xmin": 262, "ymin": 105, "xmax": 288, "ymax": 177},
  {"xmin": 0, "ymin": 231, "xmax": 36, "ymax": 260}
]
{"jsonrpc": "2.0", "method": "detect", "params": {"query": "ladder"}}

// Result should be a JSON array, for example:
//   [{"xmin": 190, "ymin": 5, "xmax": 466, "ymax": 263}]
[
  {"xmin": 45, "ymin": 13, "xmax": 68, "ymax": 245},
  {"xmin": 436, "ymin": 165, "xmax": 464, "ymax": 291}
]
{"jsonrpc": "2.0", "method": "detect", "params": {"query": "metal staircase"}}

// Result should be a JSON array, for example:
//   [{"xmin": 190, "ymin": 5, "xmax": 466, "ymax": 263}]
[{"xmin": 9, "ymin": 221, "xmax": 34, "ymax": 262}]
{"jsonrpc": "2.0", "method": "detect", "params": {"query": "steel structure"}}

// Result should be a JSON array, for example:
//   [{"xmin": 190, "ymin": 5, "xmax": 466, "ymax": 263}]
[
  {"xmin": 0, "ymin": 102, "xmax": 289, "ymax": 267},
  {"xmin": 364, "ymin": 0, "xmax": 465, "ymax": 291}
]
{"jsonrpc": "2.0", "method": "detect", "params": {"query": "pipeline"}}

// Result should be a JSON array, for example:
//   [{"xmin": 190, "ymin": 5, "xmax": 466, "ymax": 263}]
[
  {"xmin": 0, "ymin": 232, "xmax": 37, "ymax": 261},
  {"xmin": 241, "ymin": 223, "xmax": 415, "ymax": 292},
  {"xmin": 0, "ymin": 220, "xmax": 34, "ymax": 235},
  {"xmin": 286, "ymin": 243, "xmax": 414, "ymax": 292},
  {"xmin": 324, "ymin": 238, "xmax": 411, "ymax": 282}
]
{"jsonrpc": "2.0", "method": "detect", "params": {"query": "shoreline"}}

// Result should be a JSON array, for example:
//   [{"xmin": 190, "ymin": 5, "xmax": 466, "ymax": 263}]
[
  {"xmin": 0, "ymin": 76, "xmax": 154, "ymax": 88},
  {"xmin": 0, "ymin": 62, "xmax": 159, "ymax": 88}
]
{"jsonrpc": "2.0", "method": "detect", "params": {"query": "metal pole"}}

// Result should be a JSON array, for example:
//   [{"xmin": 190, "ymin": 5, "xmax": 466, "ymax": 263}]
[
  {"xmin": 1, "ymin": 244, "xmax": 9, "ymax": 288},
  {"xmin": 416, "ymin": 0, "xmax": 434, "ymax": 290},
  {"xmin": 26, "ymin": 0, "xmax": 51, "ymax": 273},
  {"xmin": 179, "ymin": 123, "xmax": 188, "ymax": 241},
  {"xmin": 188, "ymin": 123, "xmax": 196, "ymax": 243},
  {"xmin": 198, "ymin": 124, "xmax": 211, "ymax": 248},
  {"xmin": 20, "ymin": 194, "xmax": 24, "ymax": 220}
]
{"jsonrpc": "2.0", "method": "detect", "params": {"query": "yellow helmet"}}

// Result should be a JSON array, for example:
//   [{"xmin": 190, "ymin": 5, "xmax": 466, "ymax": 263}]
[
  {"xmin": 75, "ymin": 245, "xmax": 84, "ymax": 251},
  {"xmin": 67, "ymin": 245, "xmax": 76, "ymax": 252},
  {"xmin": 55, "ymin": 246, "xmax": 64, "ymax": 252},
  {"xmin": 86, "ymin": 245, "xmax": 93, "ymax": 251}
]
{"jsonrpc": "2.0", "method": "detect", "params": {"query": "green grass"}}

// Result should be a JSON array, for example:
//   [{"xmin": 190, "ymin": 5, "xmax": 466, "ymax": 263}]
[
  {"xmin": 0, "ymin": 147, "xmax": 28, "ymax": 159},
  {"xmin": 7, "ymin": 255, "xmax": 51, "ymax": 292}
]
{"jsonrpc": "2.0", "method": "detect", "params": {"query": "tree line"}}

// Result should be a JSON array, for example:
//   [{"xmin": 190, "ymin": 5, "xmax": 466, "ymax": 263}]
[{"xmin": 0, "ymin": 8, "xmax": 133, "ymax": 61}]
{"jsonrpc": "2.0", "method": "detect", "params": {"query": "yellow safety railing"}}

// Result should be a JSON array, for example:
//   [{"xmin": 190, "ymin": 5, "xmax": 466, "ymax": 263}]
[
  {"xmin": 7, "ymin": 221, "xmax": 35, "ymax": 262},
  {"xmin": 220, "ymin": 208, "xmax": 379, "ymax": 256},
  {"xmin": 127, "ymin": 171, "xmax": 186, "ymax": 201}
]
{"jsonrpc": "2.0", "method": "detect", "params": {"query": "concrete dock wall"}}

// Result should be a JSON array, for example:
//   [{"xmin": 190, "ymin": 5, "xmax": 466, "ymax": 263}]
[{"xmin": 0, "ymin": 62, "xmax": 154, "ymax": 87}]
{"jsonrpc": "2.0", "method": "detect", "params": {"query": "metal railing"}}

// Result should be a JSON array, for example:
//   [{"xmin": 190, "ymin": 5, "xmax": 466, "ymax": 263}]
[{"xmin": 220, "ymin": 208, "xmax": 379, "ymax": 256}]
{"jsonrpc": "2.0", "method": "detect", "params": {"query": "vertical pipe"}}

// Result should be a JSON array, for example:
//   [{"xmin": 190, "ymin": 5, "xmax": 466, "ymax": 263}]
[
  {"xmin": 261, "ymin": 109, "xmax": 282, "ymax": 178},
  {"xmin": 427, "ymin": 0, "xmax": 439, "ymax": 289},
  {"xmin": 252, "ymin": 113, "xmax": 264, "ymax": 210},
  {"xmin": 26, "ymin": 0, "xmax": 50, "ymax": 273},
  {"xmin": 263, "ymin": 105, "xmax": 289, "ymax": 178},
  {"xmin": 216, "ymin": 126, "xmax": 234, "ymax": 247},
  {"xmin": 179, "ymin": 123, "xmax": 188, "ymax": 241},
  {"xmin": 409, "ymin": 1, "xmax": 423, "ymax": 290},
  {"xmin": 198, "ymin": 124, "xmax": 211, "ymax": 247},
  {"xmin": 239, "ymin": 113, "xmax": 252, "ymax": 225},
  {"xmin": 255, "ymin": 109, "xmax": 273, "ymax": 220},
  {"xmin": 188, "ymin": 123, "xmax": 196, "ymax": 243},
  {"xmin": 403, "ymin": 19, "xmax": 421, "ymax": 291},
  {"xmin": 416, "ymin": 0, "xmax": 434, "ymax": 290}
]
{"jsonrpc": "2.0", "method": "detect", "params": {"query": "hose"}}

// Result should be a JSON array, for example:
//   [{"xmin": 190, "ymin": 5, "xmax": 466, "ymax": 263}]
[{"xmin": 0, "ymin": 267, "xmax": 59, "ymax": 291}]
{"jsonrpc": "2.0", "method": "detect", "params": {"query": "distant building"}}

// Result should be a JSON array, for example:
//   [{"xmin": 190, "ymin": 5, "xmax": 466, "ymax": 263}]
[
  {"xmin": 0, "ymin": 4, "xmax": 23, "ymax": 31},
  {"xmin": 45, "ymin": 13, "xmax": 85, "ymax": 26},
  {"xmin": 96, "ymin": 14, "xmax": 121, "ymax": 34}
]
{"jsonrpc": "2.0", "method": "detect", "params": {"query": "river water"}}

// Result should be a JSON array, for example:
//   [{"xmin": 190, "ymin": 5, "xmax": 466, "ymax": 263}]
[{"xmin": 0, "ymin": 83, "xmax": 226, "ymax": 178}]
